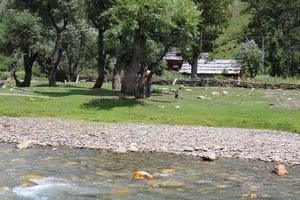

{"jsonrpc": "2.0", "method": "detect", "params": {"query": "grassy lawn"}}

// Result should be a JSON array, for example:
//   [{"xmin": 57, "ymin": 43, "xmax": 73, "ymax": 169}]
[{"xmin": 0, "ymin": 82, "xmax": 300, "ymax": 133}]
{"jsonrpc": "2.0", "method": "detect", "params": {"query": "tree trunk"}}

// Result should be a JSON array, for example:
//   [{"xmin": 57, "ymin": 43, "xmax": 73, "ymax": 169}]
[
  {"xmin": 191, "ymin": 51, "xmax": 199, "ymax": 80},
  {"xmin": 93, "ymin": 28, "xmax": 105, "ymax": 88},
  {"xmin": 112, "ymin": 57, "xmax": 124, "ymax": 91},
  {"xmin": 21, "ymin": 48, "xmax": 36, "ymax": 87},
  {"xmin": 22, "ymin": 65, "xmax": 32, "ymax": 87},
  {"xmin": 49, "ymin": 31, "xmax": 63, "ymax": 87},
  {"xmin": 135, "ymin": 68, "xmax": 146, "ymax": 99},
  {"xmin": 121, "ymin": 61, "xmax": 139, "ymax": 95},
  {"xmin": 121, "ymin": 34, "xmax": 143, "ymax": 96},
  {"xmin": 13, "ymin": 46, "xmax": 37, "ymax": 87}
]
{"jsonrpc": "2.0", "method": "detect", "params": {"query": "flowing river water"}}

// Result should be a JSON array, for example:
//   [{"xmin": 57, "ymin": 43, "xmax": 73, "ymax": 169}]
[{"xmin": 0, "ymin": 144, "xmax": 299, "ymax": 200}]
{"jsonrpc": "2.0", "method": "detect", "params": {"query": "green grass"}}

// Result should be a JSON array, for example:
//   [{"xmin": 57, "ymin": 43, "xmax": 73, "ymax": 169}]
[
  {"xmin": 0, "ymin": 82, "xmax": 299, "ymax": 133},
  {"xmin": 153, "ymin": 71, "xmax": 190, "ymax": 81},
  {"xmin": 254, "ymin": 75, "xmax": 300, "ymax": 85},
  {"xmin": 211, "ymin": 0, "xmax": 252, "ymax": 59}
]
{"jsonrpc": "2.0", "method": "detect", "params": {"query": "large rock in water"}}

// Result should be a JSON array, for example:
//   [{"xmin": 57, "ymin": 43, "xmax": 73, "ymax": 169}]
[
  {"xmin": 131, "ymin": 171, "xmax": 154, "ymax": 180},
  {"xmin": 16, "ymin": 140, "xmax": 37, "ymax": 149},
  {"xmin": 273, "ymin": 163, "xmax": 288, "ymax": 176},
  {"xmin": 201, "ymin": 152, "xmax": 217, "ymax": 162}
]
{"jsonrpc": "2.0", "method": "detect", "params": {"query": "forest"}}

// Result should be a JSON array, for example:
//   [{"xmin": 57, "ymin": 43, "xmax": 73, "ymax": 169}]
[{"xmin": 0, "ymin": 0, "xmax": 299, "ymax": 98}]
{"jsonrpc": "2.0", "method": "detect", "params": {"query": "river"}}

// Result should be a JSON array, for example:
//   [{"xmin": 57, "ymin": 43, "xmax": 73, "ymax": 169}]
[{"xmin": 0, "ymin": 144, "xmax": 299, "ymax": 200}]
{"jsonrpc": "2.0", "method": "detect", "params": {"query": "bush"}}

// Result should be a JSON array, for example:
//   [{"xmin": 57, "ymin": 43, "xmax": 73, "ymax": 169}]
[
  {"xmin": 236, "ymin": 40, "xmax": 262, "ymax": 78},
  {"xmin": 0, "ymin": 55, "xmax": 10, "ymax": 73},
  {"xmin": 154, "ymin": 71, "xmax": 190, "ymax": 80},
  {"xmin": 0, "ymin": 72, "xmax": 10, "ymax": 80}
]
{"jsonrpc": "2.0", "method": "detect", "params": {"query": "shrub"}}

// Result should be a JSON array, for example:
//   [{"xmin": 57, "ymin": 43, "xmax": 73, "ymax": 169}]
[
  {"xmin": 236, "ymin": 40, "xmax": 262, "ymax": 78},
  {"xmin": 0, "ymin": 72, "xmax": 10, "ymax": 80}
]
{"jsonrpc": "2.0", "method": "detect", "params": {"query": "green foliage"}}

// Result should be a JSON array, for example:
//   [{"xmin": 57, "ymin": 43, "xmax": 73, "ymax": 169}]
[
  {"xmin": 0, "ymin": 55, "xmax": 10, "ymax": 73},
  {"xmin": 254, "ymin": 75, "xmax": 300, "ymax": 85},
  {"xmin": 247, "ymin": 0, "xmax": 300, "ymax": 77},
  {"xmin": 61, "ymin": 22, "xmax": 98, "ymax": 81},
  {"xmin": 183, "ymin": 0, "xmax": 233, "ymax": 63},
  {"xmin": 1, "ymin": 9, "xmax": 43, "ymax": 54},
  {"xmin": 108, "ymin": 0, "xmax": 199, "ymax": 73},
  {"xmin": 236, "ymin": 40, "xmax": 262, "ymax": 78},
  {"xmin": 0, "ymin": 72, "xmax": 9, "ymax": 80},
  {"xmin": 212, "ymin": 0, "xmax": 252, "ymax": 59},
  {"xmin": 153, "ymin": 71, "xmax": 190, "ymax": 81}
]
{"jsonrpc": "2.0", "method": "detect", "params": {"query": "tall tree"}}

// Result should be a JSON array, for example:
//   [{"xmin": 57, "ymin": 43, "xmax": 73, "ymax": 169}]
[
  {"xmin": 185, "ymin": 0, "xmax": 232, "ymax": 79},
  {"xmin": 2, "ymin": 9, "xmax": 42, "ymax": 87},
  {"xmin": 61, "ymin": 22, "xmax": 97, "ymax": 82},
  {"xmin": 13, "ymin": 0, "xmax": 80, "ymax": 86},
  {"xmin": 108, "ymin": 0, "xmax": 199, "ymax": 98},
  {"xmin": 247, "ymin": 0, "xmax": 300, "ymax": 77},
  {"xmin": 86, "ymin": 0, "xmax": 114, "ymax": 89}
]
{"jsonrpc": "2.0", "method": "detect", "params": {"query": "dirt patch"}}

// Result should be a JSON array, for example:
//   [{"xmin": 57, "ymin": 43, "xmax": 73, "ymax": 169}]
[{"xmin": 275, "ymin": 99, "xmax": 300, "ymax": 110}]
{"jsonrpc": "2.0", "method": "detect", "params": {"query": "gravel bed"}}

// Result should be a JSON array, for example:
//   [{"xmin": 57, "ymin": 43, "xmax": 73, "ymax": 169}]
[{"xmin": 0, "ymin": 117, "xmax": 299, "ymax": 165}]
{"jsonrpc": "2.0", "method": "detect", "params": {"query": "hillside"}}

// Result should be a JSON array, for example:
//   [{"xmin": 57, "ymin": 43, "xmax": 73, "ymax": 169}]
[{"xmin": 211, "ymin": 0, "xmax": 252, "ymax": 59}]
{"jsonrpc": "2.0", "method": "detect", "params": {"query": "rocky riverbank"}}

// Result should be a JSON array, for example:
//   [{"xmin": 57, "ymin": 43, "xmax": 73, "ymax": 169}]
[{"xmin": 0, "ymin": 117, "xmax": 299, "ymax": 165}]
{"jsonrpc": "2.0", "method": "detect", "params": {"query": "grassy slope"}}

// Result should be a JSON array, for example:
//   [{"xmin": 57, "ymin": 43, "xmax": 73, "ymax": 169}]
[
  {"xmin": 211, "ymin": 0, "xmax": 252, "ymax": 59},
  {"xmin": 0, "ymin": 82, "xmax": 299, "ymax": 133}
]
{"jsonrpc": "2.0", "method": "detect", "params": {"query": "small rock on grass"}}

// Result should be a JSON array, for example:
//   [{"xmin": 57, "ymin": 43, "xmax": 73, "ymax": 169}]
[
  {"xmin": 222, "ymin": 91, "xmax": 229, "ymax": 95},
  {"xmin": 198, "ymin": 96, "xmax": 211, "ymax": 100},
  {"xmin": 212, "ymin": 91, "xmax": 220, "ymax": 96}
]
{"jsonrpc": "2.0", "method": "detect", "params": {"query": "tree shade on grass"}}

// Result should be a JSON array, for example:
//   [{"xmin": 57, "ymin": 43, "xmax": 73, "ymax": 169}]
[{"xmin": 0, "ymin": 82, "xmax": 299, "ymax": 133}]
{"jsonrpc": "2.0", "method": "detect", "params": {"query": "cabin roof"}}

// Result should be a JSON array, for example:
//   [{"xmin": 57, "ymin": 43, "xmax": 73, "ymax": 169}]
[{"xmin": 179, "ymin": 59, "xmax": 241, "ymax": 75}]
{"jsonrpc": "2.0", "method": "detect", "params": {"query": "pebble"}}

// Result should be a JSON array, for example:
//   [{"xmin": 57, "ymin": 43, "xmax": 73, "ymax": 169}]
[{"xmin": 128, "ymin": 143, "xmax": 139, "ymax": 152}]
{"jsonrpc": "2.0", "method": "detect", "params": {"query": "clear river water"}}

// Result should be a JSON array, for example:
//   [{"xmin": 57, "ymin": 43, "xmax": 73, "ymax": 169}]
[{"xmin": 0, "ymin": 144, "xmax": 299, "ymax": 200}]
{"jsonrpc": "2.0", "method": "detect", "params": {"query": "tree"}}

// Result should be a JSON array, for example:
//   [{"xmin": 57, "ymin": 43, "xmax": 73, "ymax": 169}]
[
  {"xmin": 2, "ymin": 9, "xmax": 42, "ymax": 87},
  {"xmin": 184, "ymin": 0, "xmax": 232, "ymax": 79},
  {"xmin": 247, "ymin": 0, "xmax": 300, "ymax": 77},
  {"xmin": 61, "ymin": 22, "xmax": 97, "ymax": 82},
  {"xmin": 108, "ymin": 0, "xmax": 199, "ymax": 98},
  {"xmin": 85, "ymin": 0, "xmax": 114, "ymax": 88},
  {"xmin": 13, "ymin": 0, "xmax": 80, "ymax": 86},
  {"xmin": 236, "ymin": 40, "xmax": 262, "ymax": 78}
]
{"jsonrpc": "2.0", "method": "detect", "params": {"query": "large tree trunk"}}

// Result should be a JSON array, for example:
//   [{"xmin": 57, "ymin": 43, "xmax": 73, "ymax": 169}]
[
  {"xmin": 49, "ymin": 31, "xmax": 63, "ymax": 87},
  {"xmin": 21, "ymin": 48, "xmax": 36, "ymax": 87},
  {"xmin": 121, "ymin": 60, "xmax": 139, "ymax": 95},
  {"xmin": 22, "ymin": 65, "xmax": 32, "ymax": 87},
  {"xmin": 191, "ymin": 51, "xmax": 199, "ymax": 80},
  {"xmin": 93, "ymin": 29, "xmax": 105, "ymax": 88},
  {"xmin": 13, "ymin": 46, "xmax": 37, "ymax": 87},
  {"xmin": 121, "ymin": 33, "xmax": 143, "ymax": 96}
]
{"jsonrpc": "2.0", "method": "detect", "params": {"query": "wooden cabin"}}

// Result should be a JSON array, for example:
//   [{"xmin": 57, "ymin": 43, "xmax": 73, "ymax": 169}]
[{"xmin": 164, "ymin": 49, "xmax": 184, "ymax": 71}]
